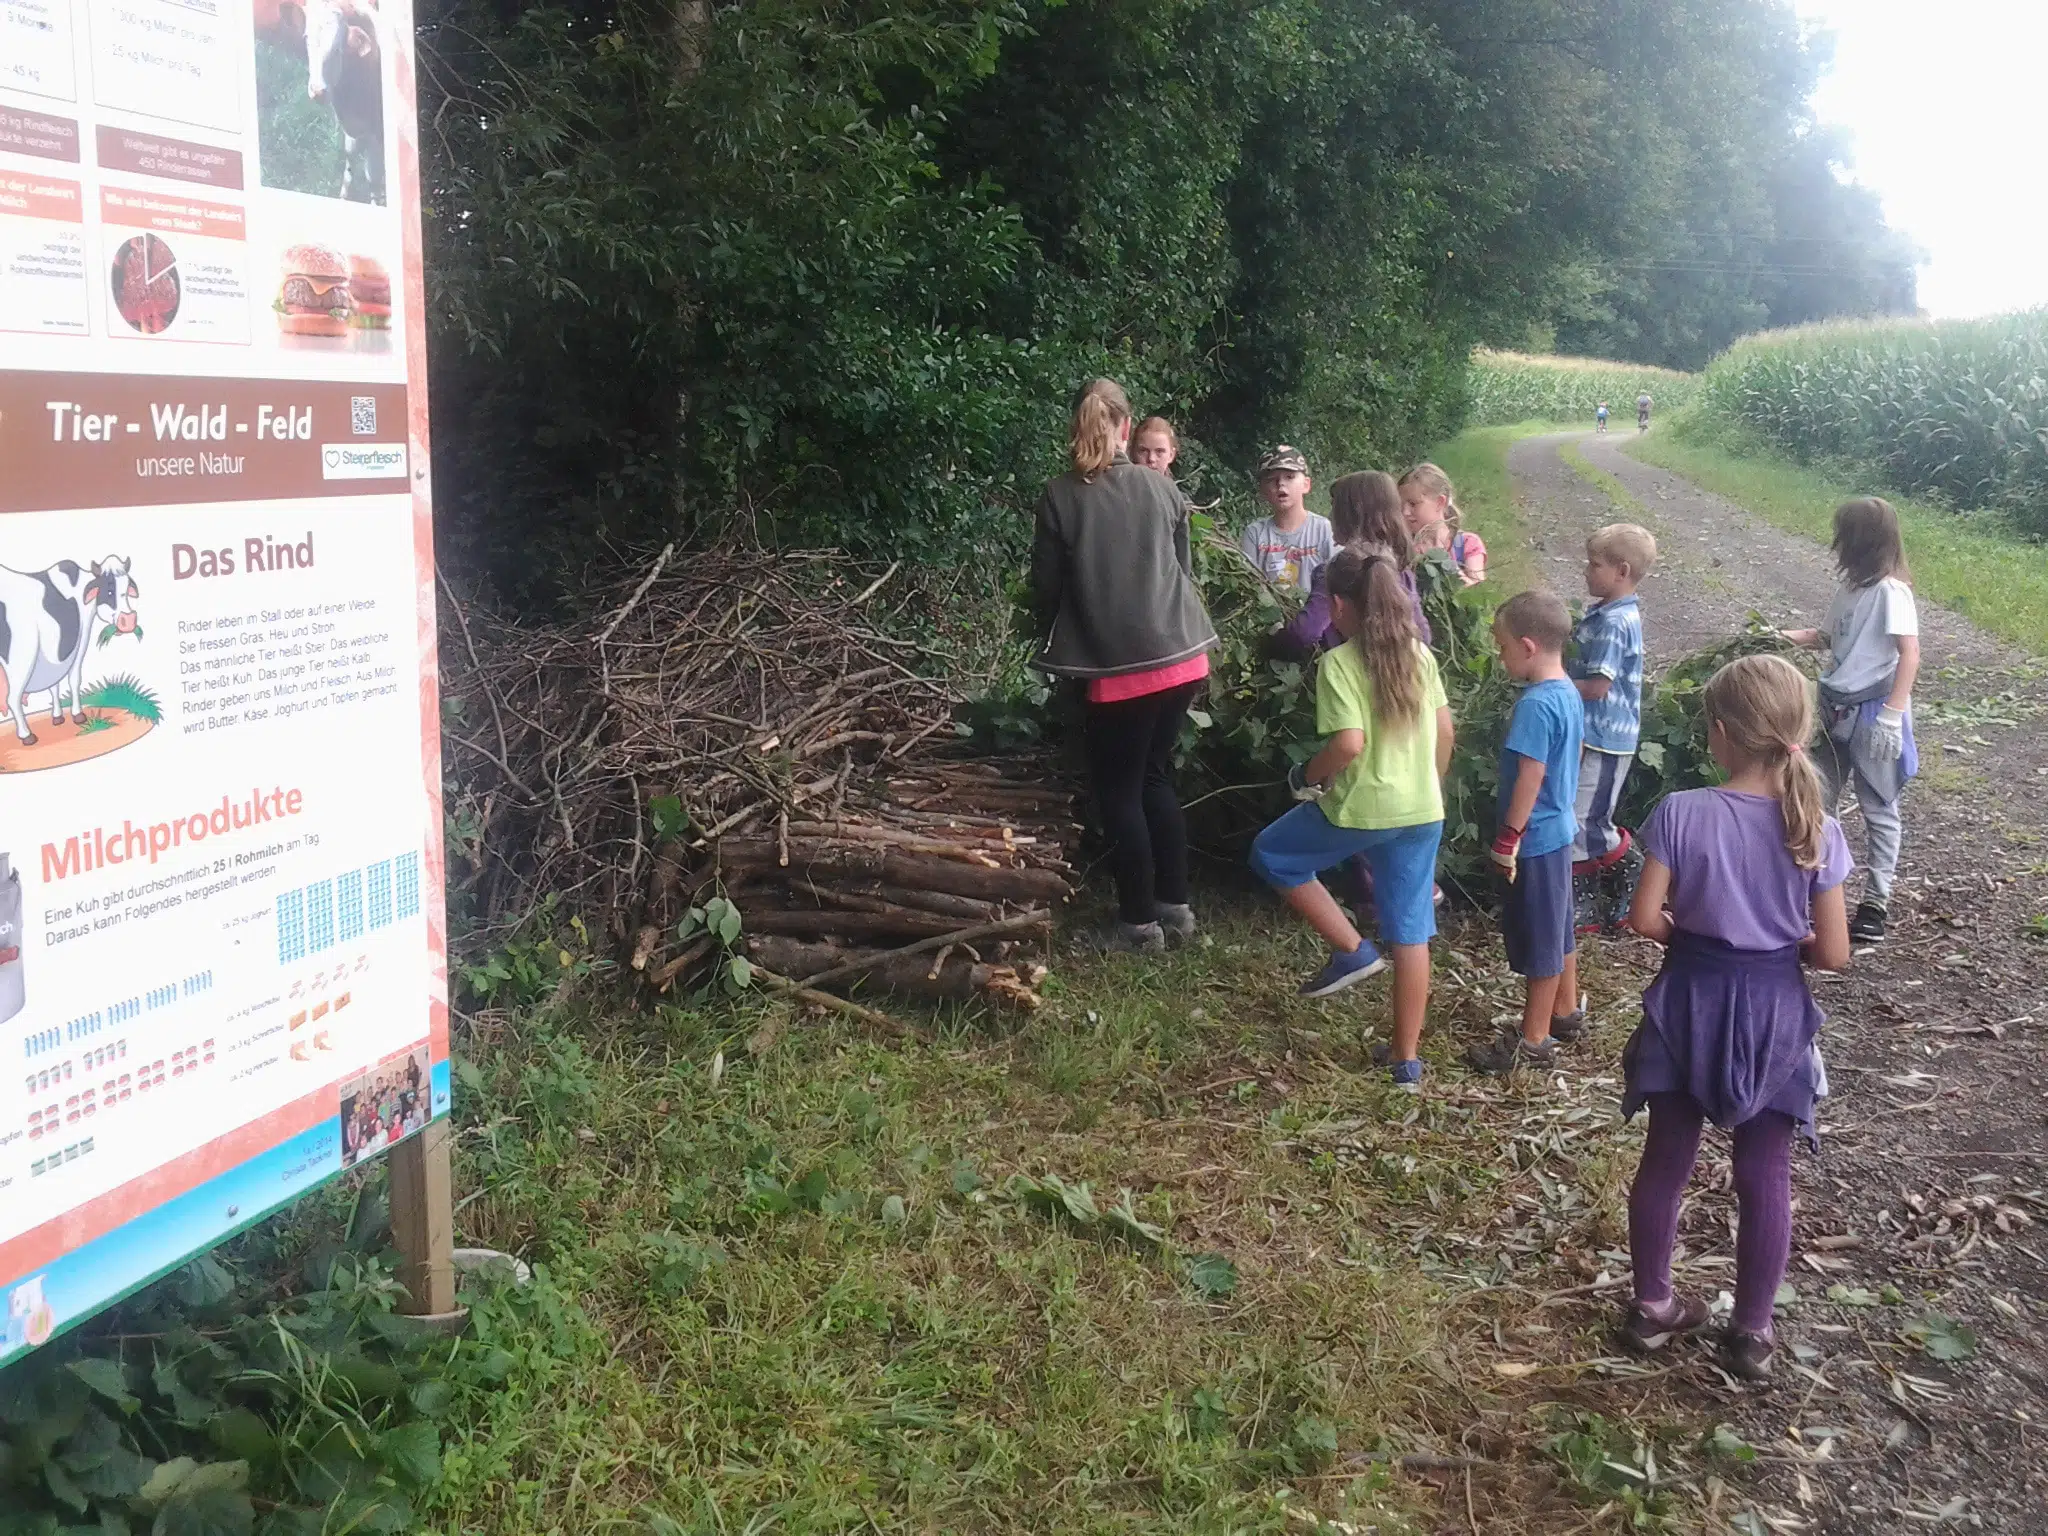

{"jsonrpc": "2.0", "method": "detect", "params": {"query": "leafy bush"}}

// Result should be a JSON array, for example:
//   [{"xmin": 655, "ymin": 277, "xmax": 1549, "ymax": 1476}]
[
  {"xmin": 1696, "ymin": 313, "xmax": 2048, "ymax": 533},
  {"xmin": 0, "ymin": 1215, "xmax": 531, "ymax": 1534},
  {"xmin": 414, "ymin": 0, "xmax": 1911, "ymax": 599},
  {"xmin": 1466, "ymin": 350, "xmax": 1703, "ymax": 428}
]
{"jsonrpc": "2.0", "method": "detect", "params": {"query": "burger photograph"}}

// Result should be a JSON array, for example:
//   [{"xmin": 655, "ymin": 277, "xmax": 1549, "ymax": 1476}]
[
  {"xmin": 272, "ymin": 244, "xmax": 394, "ymax": 349},
  {"xmin": 348, "ymin": 253, "xmax": 391, "ymax": 347},
  {"xmin": 275, "ymin": 243, "xmax": 351, "ymax": 341}
]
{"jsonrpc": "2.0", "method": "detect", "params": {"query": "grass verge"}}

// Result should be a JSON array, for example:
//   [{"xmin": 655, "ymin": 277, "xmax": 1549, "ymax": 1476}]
[
  {"xmin": 418, "ymin": 896, "xmax": 1789, "ymax": 1534},
  {"xmin": 1625, "ymin": 419, "xmax": 2048, "ymax": 658}
]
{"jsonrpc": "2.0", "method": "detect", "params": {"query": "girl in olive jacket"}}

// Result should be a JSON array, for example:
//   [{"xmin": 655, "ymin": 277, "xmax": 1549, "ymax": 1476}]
[{"xmin": 1032, "ymin": 378, "xmax": 1218, "ymax": 952}]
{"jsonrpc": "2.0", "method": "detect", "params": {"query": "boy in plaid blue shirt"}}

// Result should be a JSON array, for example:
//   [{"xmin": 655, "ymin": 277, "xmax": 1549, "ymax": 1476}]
[{"xmin": 1570, "ymin": 524, "xmax": 1657, "ymax": 929}]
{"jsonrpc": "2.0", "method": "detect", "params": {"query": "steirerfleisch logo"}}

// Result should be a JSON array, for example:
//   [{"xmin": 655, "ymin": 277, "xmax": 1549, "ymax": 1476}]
[{"xmin": 321, "ymin": 443, "xmax": 406, "ymax": 480}]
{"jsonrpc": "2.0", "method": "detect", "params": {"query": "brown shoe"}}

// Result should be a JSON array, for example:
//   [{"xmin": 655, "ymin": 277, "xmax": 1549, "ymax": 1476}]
[
  {"xmin": 1720, "ymin": 1329, "xmax": 1777, "ymax": 1381},
  {"xmin": 1617, "ymin": 1294, "xmax": 1710, "ymax": 1354}
]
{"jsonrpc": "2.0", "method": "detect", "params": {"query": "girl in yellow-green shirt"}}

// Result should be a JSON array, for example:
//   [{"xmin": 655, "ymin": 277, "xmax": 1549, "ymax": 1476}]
[{"xmin": 1249, "ymin": 546, "xmax": 1454, "ymax": 1091}]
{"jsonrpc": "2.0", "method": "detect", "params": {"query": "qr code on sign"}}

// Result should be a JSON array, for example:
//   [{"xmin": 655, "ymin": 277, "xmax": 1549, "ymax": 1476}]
[{"xmin": 350, "ymin": 396, "xmax": 376, "ymax": 435}]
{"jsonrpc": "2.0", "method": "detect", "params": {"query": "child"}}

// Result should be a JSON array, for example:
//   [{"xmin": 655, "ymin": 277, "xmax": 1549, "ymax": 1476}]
[
  {"xmin": 1619, "ymin": 654, "xmax": 1852, "ymax": 1381},
  {"xmin": 1249, "ymin": 547, "xmax": 1453, "ymax": 1092},
  {"xmin": 1783, "ymin": 498, "xmax": 1919, "ymax": 944},
  {"xmin": 1466, "ymin": 591, "xmax": 1584, "ymax": 1075},
  {"xmin": 1241, "ymin": 445, "xmax": 1334, "ymax": 593},
  {"xmin": 1276, "ymin": 470, "xmax": 1429, "ymax": 656},
  {"xmin": 1132, "ymin": 416, "xmax": 1179, "ymax": 475},
  {"xmin": 1400, "ymin": 463, "xmax": 1487, "ymax": 585},
  {"xmin": 1570, "ymin": 523, "xmax": 1656, "ymax": 930},
  {"xmin": 1033, "ymin": 378, "xmax": 1219, "ymax": 952},
  {"xmin": 1596, "ymin": 401, "xmax": 1609, "ymax": 433}
]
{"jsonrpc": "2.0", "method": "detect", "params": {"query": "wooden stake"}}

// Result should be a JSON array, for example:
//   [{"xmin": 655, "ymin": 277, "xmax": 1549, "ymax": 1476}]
[{"xmin": 390, "ymin": 1118, "xmax": 459, "ymax": 1317}]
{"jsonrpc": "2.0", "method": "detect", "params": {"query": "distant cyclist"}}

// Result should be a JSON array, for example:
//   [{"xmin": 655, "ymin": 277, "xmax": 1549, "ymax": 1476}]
[
  {"xmin": 1596, "ymin": 401, "xmax": 1610, "ymax": 433},
  {"xmin": 1637, "ymin": 393, "xmax": 1652, "ymax": 432}
]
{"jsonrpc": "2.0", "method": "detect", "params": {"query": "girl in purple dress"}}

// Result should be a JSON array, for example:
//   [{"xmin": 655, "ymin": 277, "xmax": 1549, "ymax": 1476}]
[{"xmin": 1621, "ymin": 655, "xmax": 1853, "ymax": 1381}]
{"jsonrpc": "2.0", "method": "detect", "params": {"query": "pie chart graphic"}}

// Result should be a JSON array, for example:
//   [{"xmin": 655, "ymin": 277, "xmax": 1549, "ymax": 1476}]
[{"xmin": 111, "ymin": 234, "xmax": 181, "ymax": 335}]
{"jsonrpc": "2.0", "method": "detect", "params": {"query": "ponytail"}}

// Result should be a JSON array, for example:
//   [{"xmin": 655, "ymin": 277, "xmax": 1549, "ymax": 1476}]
[
  {"xmin": 1069, "ymin": 378, "xmax": 1132, "ymax": 480},
  {"xmin": 1326, "ymin": 545, "xmax": 1422, "ymax": 731},
  {"xmin": 1702, "ymin": 654, "xmax": 1826, "ymax": 869},
  {"xmin": 1778, "ymin": 747, "xmax": 1827, "ymax": 872}
]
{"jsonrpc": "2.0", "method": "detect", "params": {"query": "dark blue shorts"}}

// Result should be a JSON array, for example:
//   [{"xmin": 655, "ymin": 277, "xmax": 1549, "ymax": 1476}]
[{"xmin": 1503, "ymin": 843, "xmax": 1575, "ymax": 978}]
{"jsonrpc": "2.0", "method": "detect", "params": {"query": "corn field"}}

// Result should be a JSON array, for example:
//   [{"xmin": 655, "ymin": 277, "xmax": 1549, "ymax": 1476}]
[
  {"xmin": 1465, "ymin": 349, "xmax": 1701, "ymax": 427},
  {"xmin": 1698, "ymin": 312, "xmax": 2048, "ymax": 531}
]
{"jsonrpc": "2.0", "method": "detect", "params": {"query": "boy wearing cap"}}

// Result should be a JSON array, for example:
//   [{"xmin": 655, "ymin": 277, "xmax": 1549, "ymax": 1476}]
[{"xmin": 1241, "ymin": 445, "xmax": 1334, "ymax": 594}]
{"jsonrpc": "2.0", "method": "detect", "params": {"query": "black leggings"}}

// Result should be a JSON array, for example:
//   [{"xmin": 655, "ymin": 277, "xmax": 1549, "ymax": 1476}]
[{"xmin": 1083, "ymin": 681, "xmax": 1199, "ymax": 924}]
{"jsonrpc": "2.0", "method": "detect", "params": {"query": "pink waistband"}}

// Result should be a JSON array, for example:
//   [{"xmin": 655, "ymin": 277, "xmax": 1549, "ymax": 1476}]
[{"xmin": 1088, "ymin": 652, "xmax": 1210, "ymax": 704}]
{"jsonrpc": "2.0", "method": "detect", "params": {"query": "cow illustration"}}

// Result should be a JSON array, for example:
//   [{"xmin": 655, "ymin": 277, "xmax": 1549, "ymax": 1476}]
[
  {"xmin": 0, "ymin": 557, "xmax": 139, "ymax": 744},
  {"xmin": 305, "ymin": 0, "xmax": 385, "ymax": 204}
]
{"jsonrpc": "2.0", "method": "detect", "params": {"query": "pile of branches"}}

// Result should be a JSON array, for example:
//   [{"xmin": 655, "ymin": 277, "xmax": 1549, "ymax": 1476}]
[{"xmin": 440, "ymin": 548, "xmax": 1076, "ymax": 1012}]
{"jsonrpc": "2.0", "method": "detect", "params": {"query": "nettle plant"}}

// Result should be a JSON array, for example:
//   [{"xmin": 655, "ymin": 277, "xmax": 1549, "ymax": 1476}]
[{"xmin": 0, "ymin": 1222, "xmax": 513, "ymax": 1536}]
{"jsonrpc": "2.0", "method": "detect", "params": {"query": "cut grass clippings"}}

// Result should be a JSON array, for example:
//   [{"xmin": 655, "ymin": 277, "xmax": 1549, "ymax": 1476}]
[{"xmin": 1626, "ymin": 418, "xmax": 2048, "ymax": 659}]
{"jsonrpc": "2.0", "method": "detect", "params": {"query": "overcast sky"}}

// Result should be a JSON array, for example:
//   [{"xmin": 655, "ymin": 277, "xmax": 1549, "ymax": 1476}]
[{"xmin": 1796, "ymin": 0, "xmax": 2048, "ymax": 319}]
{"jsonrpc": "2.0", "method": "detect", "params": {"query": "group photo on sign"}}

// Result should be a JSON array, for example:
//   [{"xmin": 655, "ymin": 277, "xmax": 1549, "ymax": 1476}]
[{"xmin": 3, "ymin": 0, "xmax": 2046, "ymax": 1531}]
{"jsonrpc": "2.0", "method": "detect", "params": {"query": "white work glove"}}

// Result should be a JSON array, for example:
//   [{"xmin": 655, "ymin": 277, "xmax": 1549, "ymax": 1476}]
[
  {"xmin": 1287, "ymin": 763, "xmax": 1326, "ymax": 803},
  {"xmin": 1868, "ymin": 706, "xmax": 1905, "ymax": 762}
]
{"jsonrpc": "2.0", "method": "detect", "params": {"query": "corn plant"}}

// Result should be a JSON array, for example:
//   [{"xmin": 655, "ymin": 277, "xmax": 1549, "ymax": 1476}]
[
  {"xmin": 1697, "ymin": 312, "xmax": 2048, "ymax": 531},
  {"xmin": 1466, "ymin": 350, "xmax": 1703, "ymax": 427}
]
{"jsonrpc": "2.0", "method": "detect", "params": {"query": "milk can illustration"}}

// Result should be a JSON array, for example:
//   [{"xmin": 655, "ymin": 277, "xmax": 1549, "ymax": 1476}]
[{"xmin": 0, "ymin": 853, "xmax": 24, "ymax": 1025}]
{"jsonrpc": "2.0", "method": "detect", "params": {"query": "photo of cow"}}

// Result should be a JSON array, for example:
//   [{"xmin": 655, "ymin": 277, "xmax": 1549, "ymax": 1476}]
[
  {"xmin": 0, "ymin": 556, "xmax": 158, "ymax": 775},
  {"xmin": 254, "ymin": 0, "xmax": 388, "ymax": 206}
]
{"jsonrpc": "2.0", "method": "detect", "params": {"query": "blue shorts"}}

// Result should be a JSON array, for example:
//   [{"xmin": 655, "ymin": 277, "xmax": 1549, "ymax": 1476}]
[
  {"xmin": 1250, "ymin": 805, "xmax": 1442, "ymax": 947},
  {"xmin": 1503, "ymin": 843, "xmax": 1576, "ymax": 978}
]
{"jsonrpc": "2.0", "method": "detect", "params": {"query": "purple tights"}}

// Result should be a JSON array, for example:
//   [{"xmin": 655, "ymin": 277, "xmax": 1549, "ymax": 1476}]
[{"xmin": 1629, "ymin": 1092, "xmax": 1794, "ymax": 1337}]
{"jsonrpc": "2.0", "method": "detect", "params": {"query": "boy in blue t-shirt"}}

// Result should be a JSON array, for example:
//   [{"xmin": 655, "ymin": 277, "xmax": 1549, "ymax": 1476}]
[
  {"xmin": 1469, "ymin": 590, "xmax": 1585, "ymax": 1076},
  {"xmin": 1570, "ymin": 524, "xmax": 1657, "ymax": 931}
]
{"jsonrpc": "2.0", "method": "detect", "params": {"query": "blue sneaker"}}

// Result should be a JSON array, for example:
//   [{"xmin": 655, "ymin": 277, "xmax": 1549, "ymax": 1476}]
[
  {"xmin": 1388, "ymin": 1058, "xmax": 1424, "ymax": 1095},
  {"xmin": 1299, "ymin": 942, "xmax": 1387, "ymax": 998}
]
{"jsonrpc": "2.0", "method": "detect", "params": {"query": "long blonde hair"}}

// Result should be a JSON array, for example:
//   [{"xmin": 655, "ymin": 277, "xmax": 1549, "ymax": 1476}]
[
  {"xmin": 1069, "ymin": 378, "xmax": 1132, "ymax": 480},
  {"xmin": 1703, "ymin": 654, "xmax": 1826, "ymax": 869},
  {"xmin": 1325, "ymin": 546, "xmax": 1423, "ymax": 732},
  {"xmin": 1399, "ymin": 462, "xmax": 1463, "ymax": 531}
]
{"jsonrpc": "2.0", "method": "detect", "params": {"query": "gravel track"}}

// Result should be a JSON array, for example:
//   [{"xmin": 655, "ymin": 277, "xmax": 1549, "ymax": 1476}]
[{"xmin": 1508, "ymin": 430, "xmax": 2048, "ymax": 1535}]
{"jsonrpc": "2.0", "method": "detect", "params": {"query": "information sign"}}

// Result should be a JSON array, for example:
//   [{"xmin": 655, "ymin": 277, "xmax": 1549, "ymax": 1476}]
[{"xmin": 0, "ymin": 0, "xmax": 447, "ymax": 1362}]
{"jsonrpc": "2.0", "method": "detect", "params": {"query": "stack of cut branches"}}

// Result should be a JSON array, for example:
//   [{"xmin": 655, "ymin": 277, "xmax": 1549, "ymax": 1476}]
[{"xmin": 440, "ymin": 548, "xmax": 1075, "ymax": 1012}]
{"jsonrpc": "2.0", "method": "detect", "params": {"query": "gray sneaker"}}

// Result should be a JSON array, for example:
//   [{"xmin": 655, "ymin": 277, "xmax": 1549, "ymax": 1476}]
[
  {"xmin": 1155, "ymin": 903, "xmax": 1197, "ymax": 945},
  {"xmin": 1082, "ymin": 920, "xmax": 1166, "ymax": 955}
]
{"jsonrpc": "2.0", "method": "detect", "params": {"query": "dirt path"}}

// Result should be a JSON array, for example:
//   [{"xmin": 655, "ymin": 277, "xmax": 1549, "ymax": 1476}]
[{"xmin": 1508, "ymin": 431, "xmax": 2048, "ymax": 1533}]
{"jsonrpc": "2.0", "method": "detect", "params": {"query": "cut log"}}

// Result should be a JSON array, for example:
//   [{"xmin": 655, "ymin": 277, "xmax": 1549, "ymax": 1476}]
[
  {"xmin": 790, "ymin": 879, "xmax": 1002, "ymax": 924},
  {"xmin": 747, "ymin": 937, "xmax": 1043, "ymax": 1010},
  {"xmin": 718, "ymin": 845, "xmax": 1071, "ymax": 903},
  {"xmin": 784, "ymin": 821, "xmax": 1015, "ymax": 862},
  {"xmin": 783, "ymin": 911, "xmax": 1051, "ymax": 989},
  {"xmin": 744, "ymin": 907, "xmax": 987, "ymax": 941}
]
